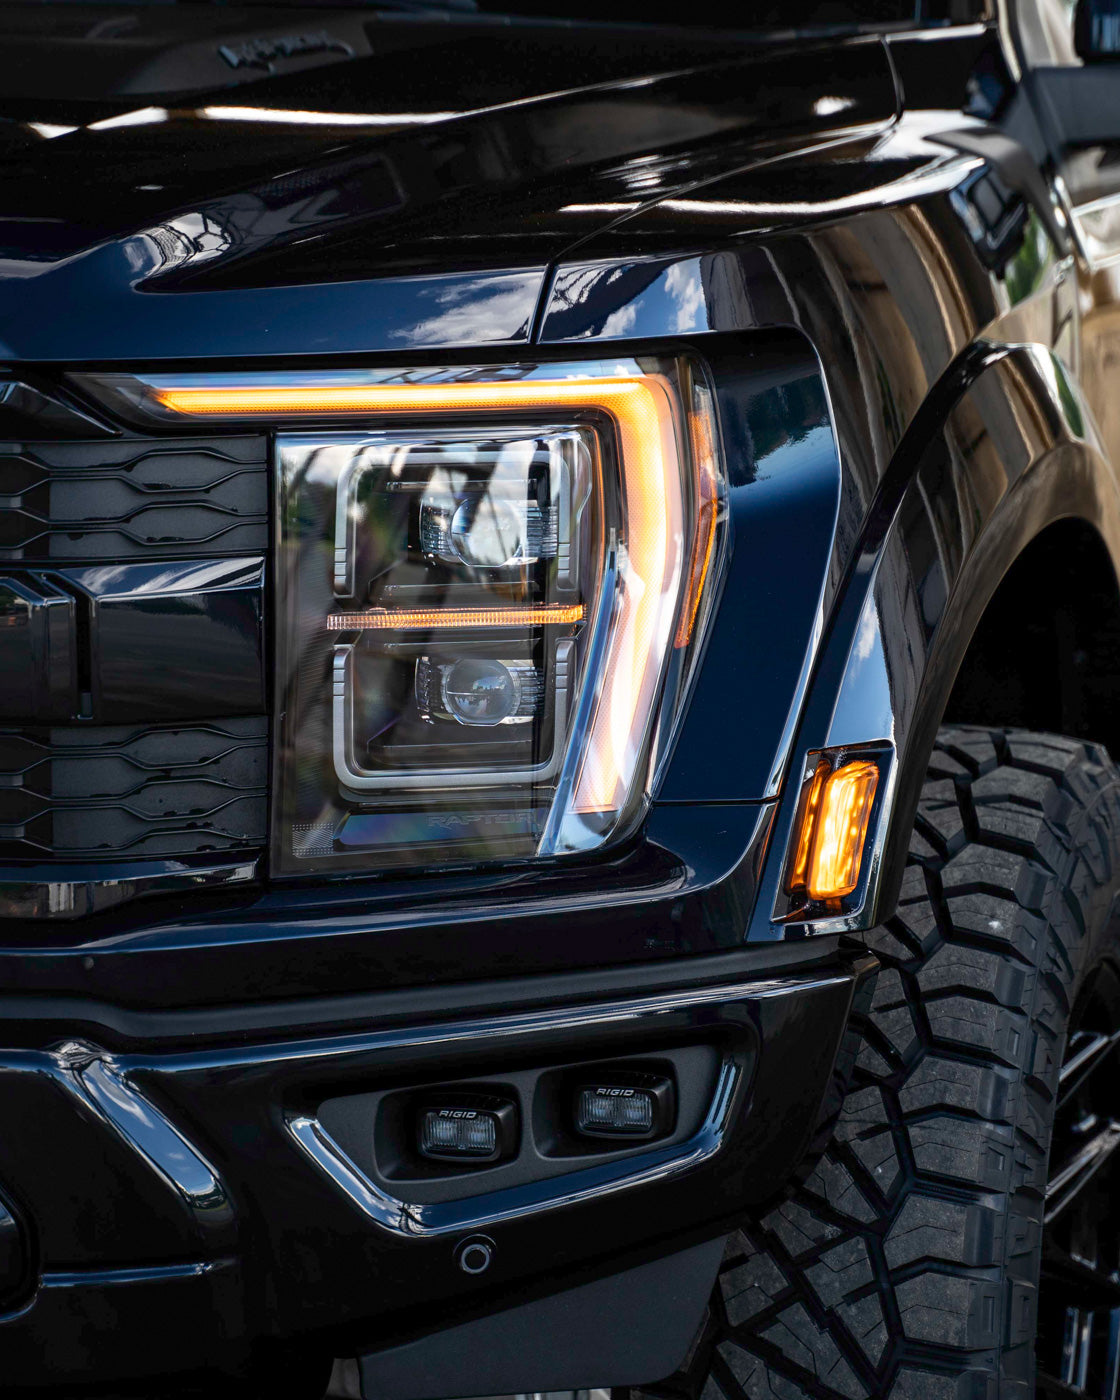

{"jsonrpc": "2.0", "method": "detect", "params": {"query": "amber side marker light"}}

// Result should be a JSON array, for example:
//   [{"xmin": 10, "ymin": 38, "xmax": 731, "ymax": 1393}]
[{"xmin": 789, "ymin": 758, "xmax": 880, "ymax": 902}]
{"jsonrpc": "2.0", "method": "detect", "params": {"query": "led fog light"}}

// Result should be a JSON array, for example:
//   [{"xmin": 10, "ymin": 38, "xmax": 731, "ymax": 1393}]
[
  {"xmin": 417, "ymin": 1094, "xmax": 518, "ymax": 1165},
  {"xmin": 572, "ymin": 1071, "xmax": 675, "ymax": 1141}
]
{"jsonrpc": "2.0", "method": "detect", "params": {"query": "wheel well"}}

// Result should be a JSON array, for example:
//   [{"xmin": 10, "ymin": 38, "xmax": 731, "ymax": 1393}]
[{"xmin": 946, "ymin": 519, "xmax": 1120, "ymax": 757}]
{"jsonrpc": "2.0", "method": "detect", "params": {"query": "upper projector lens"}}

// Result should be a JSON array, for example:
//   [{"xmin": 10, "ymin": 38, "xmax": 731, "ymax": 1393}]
[
  {"xmin": 441, "ymin": 658, "xmax": 520, "ymax": 726},
  {"xmin": 451, "ymin": 497, "xmax": 526, "ymax": 568}
]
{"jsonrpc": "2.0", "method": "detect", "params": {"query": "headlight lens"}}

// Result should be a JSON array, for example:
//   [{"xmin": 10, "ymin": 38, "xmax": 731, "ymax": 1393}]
[{"xmin": 92, "ymin": 358, "xmax": 725, "ymax": 875}]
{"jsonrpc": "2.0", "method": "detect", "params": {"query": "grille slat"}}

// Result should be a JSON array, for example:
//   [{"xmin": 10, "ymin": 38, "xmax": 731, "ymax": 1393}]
[
  {"xmin": 0, "ymin": 436, "xmax": 268, "ymax": 561},
  {"xmin": 0, "ymin": 718, "xmax": 267, "ymax": 861}
]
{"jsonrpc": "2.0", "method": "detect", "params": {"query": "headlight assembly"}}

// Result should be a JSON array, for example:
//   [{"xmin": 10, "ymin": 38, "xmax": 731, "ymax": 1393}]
[{"xmin": 87, "ymin": 359, "xmax": 726, "ymax": 875}]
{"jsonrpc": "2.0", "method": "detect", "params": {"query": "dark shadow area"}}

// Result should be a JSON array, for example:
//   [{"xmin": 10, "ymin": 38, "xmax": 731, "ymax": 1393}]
[{"xmin": 947, "ymin": 518, "xmax": 1120, "ymax": 757}]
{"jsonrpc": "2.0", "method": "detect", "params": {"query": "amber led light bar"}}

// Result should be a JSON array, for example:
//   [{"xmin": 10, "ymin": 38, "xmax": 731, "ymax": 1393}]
[
  {"xmin": 150, "ymin": 375, "xmax": 716, "ymax": 644},
  {"xmin": 152, "ymin": 379, "xmax": 661, "ymax": 422},
  {"xmin": 327, "ymin": 605, "xmax": 585, "ymax": 632}
]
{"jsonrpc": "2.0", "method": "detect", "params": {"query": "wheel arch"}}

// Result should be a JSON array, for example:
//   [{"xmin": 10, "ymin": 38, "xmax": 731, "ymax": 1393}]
[
  {"xmin": 879, "ymin": 442, "xmax": 1120, "ymax": 925},
  {"xmin": 946, "ymin": 517, "xmax": 1120, "ymax": 753}
]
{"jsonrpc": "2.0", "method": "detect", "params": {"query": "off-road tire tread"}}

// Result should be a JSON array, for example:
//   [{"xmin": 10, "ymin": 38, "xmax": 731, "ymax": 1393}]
[{"xmin": 637, "ymin": 725, "xmax": 1120, "ymax": 1400}]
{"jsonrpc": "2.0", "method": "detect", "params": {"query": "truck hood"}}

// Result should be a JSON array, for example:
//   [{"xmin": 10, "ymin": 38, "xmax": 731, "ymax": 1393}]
[{"xmin": 0, "ymin": 5, "xmax": 897, "ymax": 361}]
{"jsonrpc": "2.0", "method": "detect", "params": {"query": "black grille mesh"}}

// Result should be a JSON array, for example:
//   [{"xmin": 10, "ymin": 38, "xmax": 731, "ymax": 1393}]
[
  {"xmin": 0, "ymin": 435, "xmax": 268, "ymax": 561},
  {"xmin": 0, "ymin": 717, "xmax": 267, "ymax": 861}
]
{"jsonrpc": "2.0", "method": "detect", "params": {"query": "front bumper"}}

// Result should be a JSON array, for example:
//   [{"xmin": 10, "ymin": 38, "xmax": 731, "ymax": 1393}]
[{"xmin": 0, "ymin": 946, "xmax": 873, "ymax": 1393}]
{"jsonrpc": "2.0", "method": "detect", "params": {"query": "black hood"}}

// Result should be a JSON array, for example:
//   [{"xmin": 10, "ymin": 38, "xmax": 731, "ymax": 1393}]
[{"xmin": 0, "ymin": 5, "xmax": 898, "ymax": 359}]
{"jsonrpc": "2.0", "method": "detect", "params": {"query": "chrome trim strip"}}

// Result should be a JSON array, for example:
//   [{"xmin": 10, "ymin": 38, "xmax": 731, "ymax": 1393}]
[
  {"xmin": 0, "ymin": 970, "xmax": 851, "ymax": 1247},
  {"xmin": 276, "ymin": 971, "xmax": 843, "ymax": 1238},
  {"xmin": 50, "ymin": 1041, "xmax": 234, "ymax": 1237},
  {"xmin": 42, "ymin": 1259, "xmax": 233, "ymax": 1289}
]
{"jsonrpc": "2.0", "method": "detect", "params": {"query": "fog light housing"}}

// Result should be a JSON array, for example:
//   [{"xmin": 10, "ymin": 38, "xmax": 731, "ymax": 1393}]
[{"xmin": 572, "ymin": 1070, "xmax": 675, "ymax": 1142}]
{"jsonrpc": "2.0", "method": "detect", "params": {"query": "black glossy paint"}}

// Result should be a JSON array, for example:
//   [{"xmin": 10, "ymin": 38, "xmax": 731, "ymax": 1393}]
[
  {"xmin": 0, "ymin": 559, "xmax": 265, "ymax": 724},
  {"xmin": 0, "ymin": 801, "xmax": 773, "ymax": 1005},
  {"xmin": 3, "ymin": 1, "xmax": 1120, "ymax": 1387},
  {"xmin": 0, "ymin": 23, "xmax": 898, "ymax": 360},
  {"xmin": 66, "ymin": 557, "xmax": 265, "ymax": 721},
  {"xmin": 0, "ymin": 574, "xmax": 75, "ymax": 722},
  {"xmin": 660, "ymin": 340, "xmax": 841, "ymax": 802}
]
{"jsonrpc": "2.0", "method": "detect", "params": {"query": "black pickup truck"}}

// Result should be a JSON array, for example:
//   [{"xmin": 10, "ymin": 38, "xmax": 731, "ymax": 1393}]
[{"xmin": 1, "ymin": 1, "xmax": 1120, "ymax": 1396}]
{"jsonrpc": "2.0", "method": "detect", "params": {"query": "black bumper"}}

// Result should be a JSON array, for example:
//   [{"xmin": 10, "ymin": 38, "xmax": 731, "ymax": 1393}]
[{"xmin": 0, "ymin": 945, "xmax": 874, "ymax": 1393}]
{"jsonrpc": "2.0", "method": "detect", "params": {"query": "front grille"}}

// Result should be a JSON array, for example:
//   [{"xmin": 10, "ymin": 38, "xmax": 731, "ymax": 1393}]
[
  {"xmin": 0, "ymin": 718, "xmax": 267, "ymax": 862},
  {"xmin": 0, "ymin": 380, "xmax": 270, "ymax": 911}
]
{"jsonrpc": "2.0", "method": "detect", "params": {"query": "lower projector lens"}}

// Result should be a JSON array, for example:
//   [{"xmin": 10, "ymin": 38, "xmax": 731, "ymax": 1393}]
[
  {"xmin": 577, "ymin": 1087, "xmax": 654, "ymax": 1134},
  {"xmin": 441, "ymin": 658, "xmax": 519, "ymax": 726},
  {"xmin": 421, "ymin": 1109, "xmax": 497, "ymax": 1158}
]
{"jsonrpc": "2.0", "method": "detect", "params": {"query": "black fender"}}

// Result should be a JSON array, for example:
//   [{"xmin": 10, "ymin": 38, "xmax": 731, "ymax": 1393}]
[{"xmin": 744, "ymin": 338, "xmax": 1120, "ymax": 938}]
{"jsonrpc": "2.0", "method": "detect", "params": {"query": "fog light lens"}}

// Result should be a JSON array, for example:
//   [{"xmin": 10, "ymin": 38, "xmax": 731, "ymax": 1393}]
[
  {"xmin": 572, "ymin": 1070, "xmax": 675, "ymax": 1141},
  {"xmin": 416, "ymin": 1093, "xmax": 518, "ymax": 1165},
  {"xmin": 578, "ymin": 1087, "xmax": 654, "ymax": 1134},
  {"xmin": 421, "ymin": 1110, "xmax": 497, "ymax": 1158}
]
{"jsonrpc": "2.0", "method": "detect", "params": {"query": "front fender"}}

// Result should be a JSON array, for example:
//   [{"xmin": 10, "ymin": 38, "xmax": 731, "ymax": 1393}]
[{"xmin": 744, "ymin": 341, "xmax": 1120, "ymax": 938}]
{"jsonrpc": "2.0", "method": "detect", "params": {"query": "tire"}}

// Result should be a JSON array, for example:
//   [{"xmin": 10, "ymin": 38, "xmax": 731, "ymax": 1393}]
[{"xmin": 638, "ymin": 725, "xmax": 1120, "ymax": 1400}]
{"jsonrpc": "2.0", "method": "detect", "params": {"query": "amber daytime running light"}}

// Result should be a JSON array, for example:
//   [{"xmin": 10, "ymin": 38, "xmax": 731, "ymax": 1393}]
[
  {"xmin": 327, "ymin": 605, "xmax": 586, "ymax": 632},
  {"xmin": 129, "ymin": 362, "xmax": 728, "ymax": 875},
  {"xmin": 788, "ymin": 757, "xmax": 881, "ymax": 902}
]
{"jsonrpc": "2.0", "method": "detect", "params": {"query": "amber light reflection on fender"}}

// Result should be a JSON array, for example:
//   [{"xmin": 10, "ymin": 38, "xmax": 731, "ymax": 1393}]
[{"xmin": 153, "ymin": 376, "xmax": 688, "ymax": 819}]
